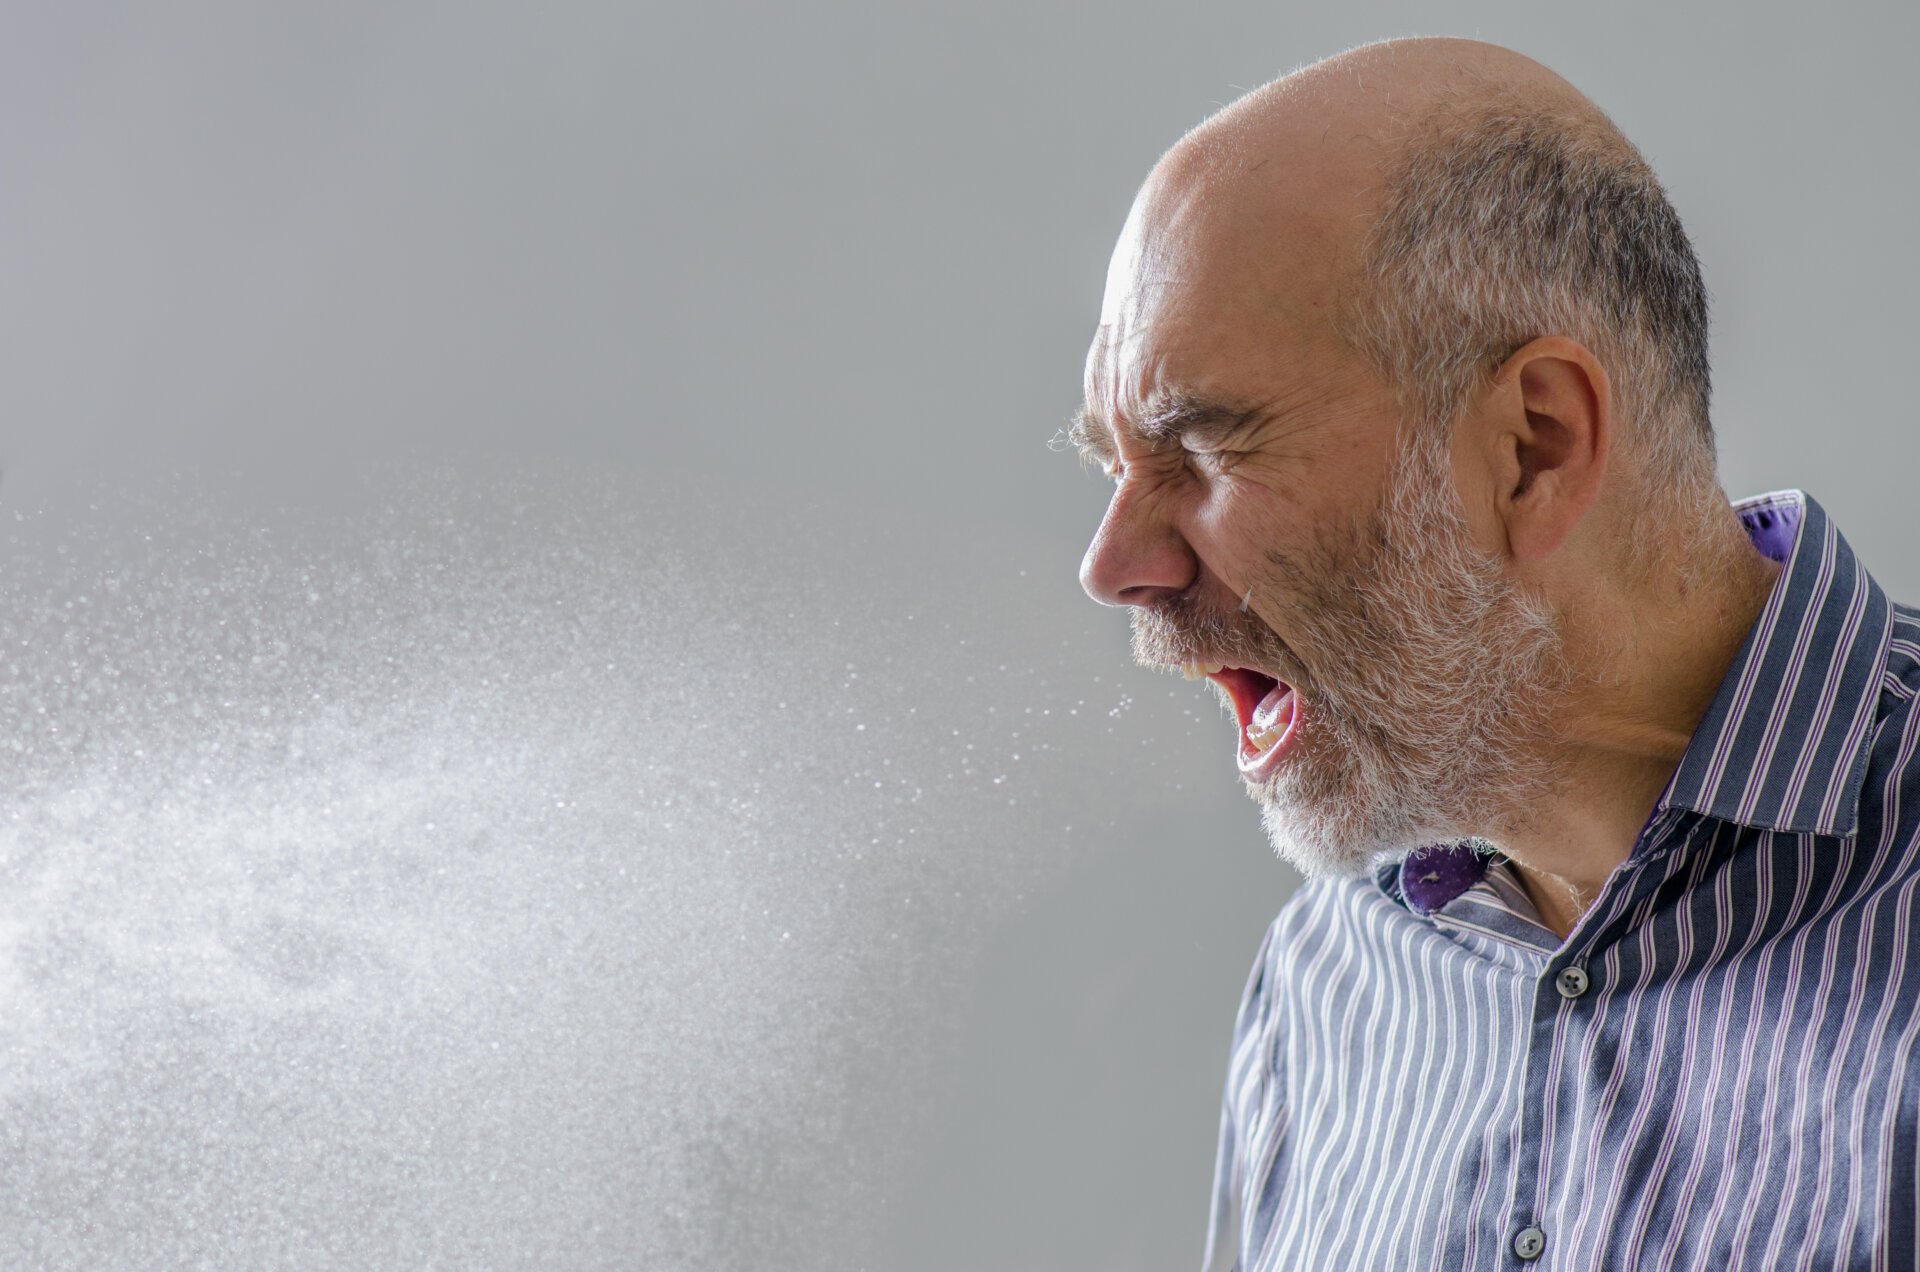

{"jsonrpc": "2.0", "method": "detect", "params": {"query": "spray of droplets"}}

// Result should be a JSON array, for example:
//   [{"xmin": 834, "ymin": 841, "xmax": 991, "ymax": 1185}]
[{"xmin": 0, "ymin": 466, "xmax": 1139, "ymax": 1270}]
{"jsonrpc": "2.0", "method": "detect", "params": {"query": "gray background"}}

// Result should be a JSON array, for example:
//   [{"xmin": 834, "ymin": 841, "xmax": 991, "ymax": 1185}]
[{"xmin": 2, "ymin": 3, "xmax": 1916, "ymax": 1269}]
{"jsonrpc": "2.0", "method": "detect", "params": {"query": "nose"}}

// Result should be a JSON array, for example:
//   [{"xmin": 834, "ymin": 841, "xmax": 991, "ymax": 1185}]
[{"xmin": 1078, "ymin": 482, "xmax": 1197, "ymax": 608}]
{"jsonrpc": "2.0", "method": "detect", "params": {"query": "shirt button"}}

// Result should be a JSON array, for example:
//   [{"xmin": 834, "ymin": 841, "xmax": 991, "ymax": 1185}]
[
  {"xmin": 1555, "ymin": 966, "xmax": 1590, "ymax": 999},
  {"xmin": 1513, "ymin": 1225, "xmax": 1547, "ymax": 1259}
]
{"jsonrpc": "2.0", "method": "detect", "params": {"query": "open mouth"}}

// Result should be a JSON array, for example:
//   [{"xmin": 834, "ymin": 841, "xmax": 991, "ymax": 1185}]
[{"xmin": 1181, "ymin": 661, "xmax": 1299, "ymax": 779}]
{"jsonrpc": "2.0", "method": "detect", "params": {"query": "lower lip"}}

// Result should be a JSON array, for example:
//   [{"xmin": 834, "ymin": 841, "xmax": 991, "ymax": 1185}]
[{"xmin": 1236, "ymin": 687, "xmax": 1300, "ymax": 781}]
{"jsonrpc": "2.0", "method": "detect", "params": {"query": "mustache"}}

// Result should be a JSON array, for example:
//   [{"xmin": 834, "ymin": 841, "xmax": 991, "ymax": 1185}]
[{"xmin": 1128, "ymin": 592, "xmax": 1308, "ymax": 683}]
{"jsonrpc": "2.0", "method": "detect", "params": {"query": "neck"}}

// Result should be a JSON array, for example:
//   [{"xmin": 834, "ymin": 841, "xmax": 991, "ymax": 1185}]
[{"xmin": 1494, "ymin": 509, "xmax": 1783, "ymax": 941}]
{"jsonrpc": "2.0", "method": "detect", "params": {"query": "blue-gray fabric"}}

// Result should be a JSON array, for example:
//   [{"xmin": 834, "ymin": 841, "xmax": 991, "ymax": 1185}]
[{"xmin": 1202, "ymin": 490, "xmax": 1920, "ymax": 1270}]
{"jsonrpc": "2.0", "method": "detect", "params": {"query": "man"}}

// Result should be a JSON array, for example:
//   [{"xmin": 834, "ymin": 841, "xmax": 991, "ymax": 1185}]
[{"xmin": 1068, "ymin": 36, "xmax": 1920, "ymax": 1270}]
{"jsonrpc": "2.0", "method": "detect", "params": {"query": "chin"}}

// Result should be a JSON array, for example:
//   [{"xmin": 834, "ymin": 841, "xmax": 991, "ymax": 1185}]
[
  {"xmin": 1255, "ymin": 796, "xmax": 1406, "ymax": 881},
  {"xmin": 1246, "ymin": 712, "xmax": 1519, "ymax": 880},
  {"xmin": 1243, "ymin": 734, "xmax": 1398, "ymax": 878}
]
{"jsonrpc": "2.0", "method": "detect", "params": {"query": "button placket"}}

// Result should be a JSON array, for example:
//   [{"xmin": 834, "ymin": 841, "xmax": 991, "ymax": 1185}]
[{"xmin": 1507, "ymin": 962, "xmax": 1585, "ymax": 1264}]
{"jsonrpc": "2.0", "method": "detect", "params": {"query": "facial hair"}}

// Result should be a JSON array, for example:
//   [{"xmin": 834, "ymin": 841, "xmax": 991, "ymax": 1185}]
[{"xmin": 1132, "ymin": 426, "xmax": 1576, "ymax": 879}]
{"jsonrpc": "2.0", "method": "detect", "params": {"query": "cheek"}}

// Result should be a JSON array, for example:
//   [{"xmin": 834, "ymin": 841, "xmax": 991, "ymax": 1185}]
[
  {"xmin": 1187, "ymin": 483, "xmax": 1296, "ymax": 590},
  {"xmin": 1189, "ymin": 465, "xmax": 1332, "ymax": 558}
]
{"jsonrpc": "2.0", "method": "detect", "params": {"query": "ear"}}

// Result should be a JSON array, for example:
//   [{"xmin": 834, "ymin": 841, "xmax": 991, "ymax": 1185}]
[{"xmin": 1481, "ymin": 336, "xmax": 1610, "ymax": 562}]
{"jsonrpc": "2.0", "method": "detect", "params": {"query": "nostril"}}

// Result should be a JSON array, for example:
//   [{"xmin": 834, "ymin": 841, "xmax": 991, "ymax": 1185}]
[{"xmin": 1082, "ymin": 545, "xmax": 1196, "ymax": 610}]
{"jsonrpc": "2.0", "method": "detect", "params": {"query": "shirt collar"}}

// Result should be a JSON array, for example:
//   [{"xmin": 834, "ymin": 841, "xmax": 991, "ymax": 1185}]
[
  {"xmin": 1658, "ymin": 489, "xmax": 1891, "ymax": 839},
  {"xmin": 1385, "ymin": 489, "xmax": 1892, "ymax": 917}
]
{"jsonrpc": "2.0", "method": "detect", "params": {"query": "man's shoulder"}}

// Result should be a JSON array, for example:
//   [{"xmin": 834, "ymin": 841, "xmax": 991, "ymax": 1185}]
[
  {"xmin": 1268, "ymin": 868, "xmax": 1381, "ymax": 923},
  {"xmin": 1860, "ymin": 601, "xmax": 1920, "ymax": 833},
  {"xmin": 1246, "ymin": 873, "xmax": 1420, "ymax": 977},
  {"xmin": 1883, "ymin": 601, "xmax": 1920, "ymax": 703},
  {"xmin": 1870, "ymin": 600, "xmax": 1920, "ymax": 765}
]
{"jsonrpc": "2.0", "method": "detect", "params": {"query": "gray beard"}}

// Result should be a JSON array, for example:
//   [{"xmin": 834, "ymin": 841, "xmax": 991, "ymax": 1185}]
[{"xmin": 1247, "ymin": 429, "xmax": 1576, "ymax": 878}]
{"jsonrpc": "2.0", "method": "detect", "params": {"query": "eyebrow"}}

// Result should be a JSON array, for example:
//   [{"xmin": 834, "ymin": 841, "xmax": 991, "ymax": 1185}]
[{"xmin": 1058, "ymin": 394, "xmax": 1266, "ymax": 469}]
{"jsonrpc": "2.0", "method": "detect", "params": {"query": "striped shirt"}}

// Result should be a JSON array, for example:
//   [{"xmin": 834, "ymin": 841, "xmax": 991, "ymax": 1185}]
[{"xmin": 1202, "ymin": 490, "xmax": 1920, "ymax": 1271}]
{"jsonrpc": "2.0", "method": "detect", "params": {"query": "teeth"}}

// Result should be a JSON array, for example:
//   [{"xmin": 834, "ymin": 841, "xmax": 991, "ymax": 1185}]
[
  {"xmin": 1246, "ymin": 724, "xmax": 1284, "ymax": 751},
  {"xmin": 1180, "ymin": 660, "xmax": 1226, "ymax": 680}
]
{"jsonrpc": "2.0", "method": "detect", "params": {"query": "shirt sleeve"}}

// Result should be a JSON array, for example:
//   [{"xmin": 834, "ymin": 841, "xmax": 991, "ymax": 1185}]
[{"xmin": 1201, "ymin": 918, "xmax": 1280, "ymax": 1272}]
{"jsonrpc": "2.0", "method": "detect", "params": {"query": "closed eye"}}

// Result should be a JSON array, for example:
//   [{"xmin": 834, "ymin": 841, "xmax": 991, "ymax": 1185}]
[
  {"xmin": 1185, "ymin": 444, "xmax": 1243, "ymax": 474},
  {"xmin": 1065, "ymin": 393, "xmax": 1265, "ymax": 482}
]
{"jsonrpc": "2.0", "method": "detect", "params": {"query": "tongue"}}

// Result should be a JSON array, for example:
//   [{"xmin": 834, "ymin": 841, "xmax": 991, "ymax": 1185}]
[{"xmin": 1250, "ymin": 681, "xmax": 1294, "ymax": 734}]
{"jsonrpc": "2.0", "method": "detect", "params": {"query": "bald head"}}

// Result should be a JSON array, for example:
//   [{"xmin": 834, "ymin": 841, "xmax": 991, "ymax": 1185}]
[
  {"xmin": 1190, "ymin": 36, "xmax": 1609, "ymax": 157},
  {"xmin": 1090, "ymin": 36, "xmax": 1716, "ymax": 533},
  {"xmin": 1112, "ymin": 41, "xmax": 1604, "ymax": 326}
]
